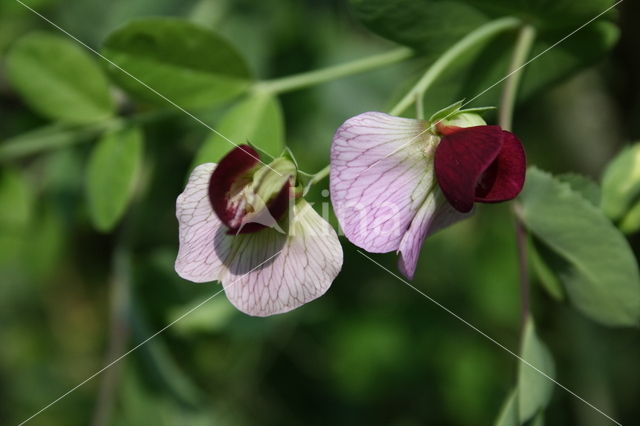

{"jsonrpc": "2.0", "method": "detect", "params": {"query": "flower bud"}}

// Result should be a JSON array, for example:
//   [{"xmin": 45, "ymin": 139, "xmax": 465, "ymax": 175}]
[{"xmin": 436, "ymin": 112, "xmax": 487, "ymax": 135}]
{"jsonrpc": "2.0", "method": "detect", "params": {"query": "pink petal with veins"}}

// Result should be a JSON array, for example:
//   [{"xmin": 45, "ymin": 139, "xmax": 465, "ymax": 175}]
[
  {"xmin": 397, "ymin": 194, "xmax": 437, "ymax": 279},
  {"xmin": 397, "ymin": 191, "xmax": 472, "ymax": 279},
  {"xmin": 176, "ymin": 163, "xmax": 226, "ymax": 283},
  {"xmin": 221, "ymin": 200, "xmax": 343, "ymax": 316},
  {"xmin": 330, "ymin": 112, "xmax": 437, "ymax": 253},
  {"xmin": 176, "ymin": 164, "xmax": 342, "ymax": 316}
]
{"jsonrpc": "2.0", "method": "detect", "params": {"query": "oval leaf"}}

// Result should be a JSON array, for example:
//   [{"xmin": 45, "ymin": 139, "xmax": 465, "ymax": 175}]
[
  {"xmin": 601, "ymin": 143, "xmax": 640, "ymax": 221},
  {"xmin": 557, "ymin": 173, "xmax": 601, "ymax": 206},
  {"xmin": 6, "ymin": 32, "xmax": 115, "ymax": 123},
  {"xmin": 518, "ymin": 318, "xmax": 555, "ymax": 422},
  {"xmin": 102, "ymin": 18, "xmax": 252, "ymax": 108},
  {"xmin": 193, "ymin": 93, "xmax": 284, "ymax": 166},
  {"xmin": 86, "ymin": 127, "xmax": 143, "ymax": 232},
  {"xmin": 350, "ymin": 0, "xmax": 489, "ymax": 54},
  {"xmin": 519, "ymin": 167, "xmax": 640, "ymax": 327},
  {"xmin": 351, "ymin": 0, "xmax": 617, "ymax": 50}
]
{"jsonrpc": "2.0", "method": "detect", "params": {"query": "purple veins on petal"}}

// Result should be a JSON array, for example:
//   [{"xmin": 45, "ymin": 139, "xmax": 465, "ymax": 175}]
[
  {"xmin": 176, "ymin": 162, "xmax": 343, "ymax": 316},
  {"xmin": 330, "ymin": 112, "xmax": 436, "ymax": 253}
]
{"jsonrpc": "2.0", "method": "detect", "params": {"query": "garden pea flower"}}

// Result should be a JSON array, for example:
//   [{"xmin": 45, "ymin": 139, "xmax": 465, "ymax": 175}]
[
  {"xmin": 330, "ymin": 111, "xmax": 525, "ymax": 279},
  {"xmin": 176, "ymin": 145, "xmax": 343, "ymax": 317}
]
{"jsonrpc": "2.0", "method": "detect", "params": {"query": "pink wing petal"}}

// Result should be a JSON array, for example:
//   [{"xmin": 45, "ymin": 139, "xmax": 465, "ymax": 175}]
[
  {"xmin": 221, "ymin": 200, "xmax": 343, "ymax": 317},
  {"xmin": 175, "ymin": 163, "xmax": 227, "ymax": 283},
  {"xmin": 398, "ymin": 191, "xmax": 473, "ymax": 280},
  {"xmin": 397, "ymin": 194, "xmax": 437, "ymax": 279},
  {"xmin": 427, "ymin": 195, "xmax": 474, "ymax": 238},
  {"xmin": 331, "ymin": 112, "xmax": 436, "ymax": 253}
]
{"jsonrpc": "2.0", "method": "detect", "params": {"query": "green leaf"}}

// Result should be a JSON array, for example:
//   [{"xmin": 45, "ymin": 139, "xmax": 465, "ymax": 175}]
[
  {"xmin": 350, "ymin": 0, "xmax": 491, "ymax": 54},
  {"xmin": 452, "ymin": 21, "xmax": 617, "ymax": 110},
  {"xmin": 494, "ymin": 390, "xmax": 518, "ymax": 426},
  {"xmin": 518, "ymin": 318, "xmax": 555, "ymax": 422},
  {"xmin": 601, "ymin": 143, "xmax": 640, "ymax": 220},
  {"xmin": 429, "ymin": 100, "xmax": 464, "ymax": 122},
  {"xmin": 470, "ymin": 0, "xmax": 616, "ymax": 30},
  {"xmin": 86, "ymin": 127, "xmax": 143, "ymax": 232},
  {"xmin": 102, "ymin": 18, "xmax": 252, "ymax": 108},
  {"xmin": 350, "ymin": 0, "xmax": 617, "ymax": 50},
  {"xmin": 352, "ymin": 1, "xmax": 618, "ymax": 110},
  {"xmin": 193, "ymin": 93, "xmax": 284, "ymax": 166},
  {"xmin": 5, "ymin": 32, "xmax": 115, "ymax": 124},
  {"xmin": 519, "ymin": 167, "xmax": 640, "ymax": 327},
  {"xmin": 557, "ymin": 173, "xmax": 601, "ymax": 206}
]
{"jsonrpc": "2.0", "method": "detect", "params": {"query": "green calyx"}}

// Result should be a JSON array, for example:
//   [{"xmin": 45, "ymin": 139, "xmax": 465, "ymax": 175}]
[
  {"xmin": 440, "ymin": 112, "xmax": 487, "ymax": 128},
  {"xmin": 428, "ymin": 100, "xmax": 494, "ymax": 134},
  {"xmin": 251, "ymin": 156, "xmax": 297, "ymax": 204}
]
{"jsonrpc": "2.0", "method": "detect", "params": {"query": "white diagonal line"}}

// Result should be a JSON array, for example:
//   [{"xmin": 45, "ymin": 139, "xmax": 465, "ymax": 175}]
[
  {"xmin": 360, "ymin": 0, "xmax": 623, "ymax": 176},
  {"xmin": 14, "ymin": 0, "xmax": 281, "ymax": 176},
  {"xmin": 357, "ymin": 250, "xmax": 623, "ymax": 426},
  {"xmin": 460, "ymin": 0, "xmax": 622, "ymax": 109},
  {"xmin": 17, "ymin": 249, "xmax": 283, "ymax": 426}
]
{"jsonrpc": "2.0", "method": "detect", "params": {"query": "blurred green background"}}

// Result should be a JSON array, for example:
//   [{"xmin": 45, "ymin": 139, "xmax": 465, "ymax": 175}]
[{"xmin": 1, "ymin": 0, "xmax": 639, "ymax": 425}]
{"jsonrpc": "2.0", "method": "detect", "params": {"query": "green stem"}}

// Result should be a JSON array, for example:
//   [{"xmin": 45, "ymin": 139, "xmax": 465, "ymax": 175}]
[
  {"xmin": 303, "ymin": 164, "xmax": 330, "ymax": 195},
  {"xmin": 0, "ymin": 109, "xmax": 170, "ymax": 162},
  {"xmin": 499, "ymin": 25, "xmax": 537, "ymax": 131},
  {"xmin": 498, "ymin": 24, "xmax": 537, "ymax": 325},
  {"xmin": 310, "ymin": 164, "xmax": 330, "ymax": 184},
  {"xmin": 255, "ymin": 47, "xmax": 413, "ymax": 95},
  {"xmin": 389, "ymin": 17, "xmax": 521, "ymax": 116}
]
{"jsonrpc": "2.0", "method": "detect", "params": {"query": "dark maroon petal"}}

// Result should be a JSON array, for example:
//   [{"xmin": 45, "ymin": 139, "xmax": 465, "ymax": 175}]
[
  {"xmin": 474, "ymin": 131, "xmax": 526, "ymax": 203},
  {"xmin": 434, "ymin": 126, "xmax": 504, "ymax": 213},
  {"xmin": 208, "ymin": 145, "xmax": 260, "ymax": 229}
]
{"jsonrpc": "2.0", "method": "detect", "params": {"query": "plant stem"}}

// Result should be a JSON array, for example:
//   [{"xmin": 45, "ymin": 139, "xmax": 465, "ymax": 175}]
[
  {"xmin": 389, "ymin": 17, "xmax": 521, "ymax": 116},
  {"xmin": 91, "ymin": 244, "xmax": 132, "ymax": 426},
  {"xmin": 309, "ymin": 164, "xmax": 330, "ymax": 184},
  {"xmin": 513, "ymin": 204, "xmax": 530, "ymax": 324},
  {"xmin": 498, "ymin": 25, "xmax": 537, "ymax": 131},
  {"xmin": 303, "ymin": 164, "xmax": 330, "ymax": 195},
  {"xmin": 0, "ymin": 109, "xmax": 169, "ymax": 162},
  {"xmin": 255, "ymin": 47, "xmax": 413, "ymax": 95},
  {"xmin": 498, "ymin": 24, "xmax": 537, "ymax": 325}
]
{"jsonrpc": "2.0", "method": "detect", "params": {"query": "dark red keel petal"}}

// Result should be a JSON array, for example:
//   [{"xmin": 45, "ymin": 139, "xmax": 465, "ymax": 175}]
[
  {"xmin": 434, "ymin": 126, "xmax": 504, "ymax": 213},
  {"xmin": 474, "ymin": 131, "xmax": 526, "ymax": 203},
  {"xmin": 208, "ymin": 144, "xmax": 260, "ymax": 229}
]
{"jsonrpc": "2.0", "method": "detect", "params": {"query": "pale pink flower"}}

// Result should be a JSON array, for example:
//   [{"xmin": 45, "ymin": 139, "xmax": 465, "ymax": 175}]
[
  {"xmin": 176, "ymin": 146, "xmax": 343, "ymax": 317},
  {"xmin": 330, "ymin": 111, "xmax": 525, "ymax": 279}
]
